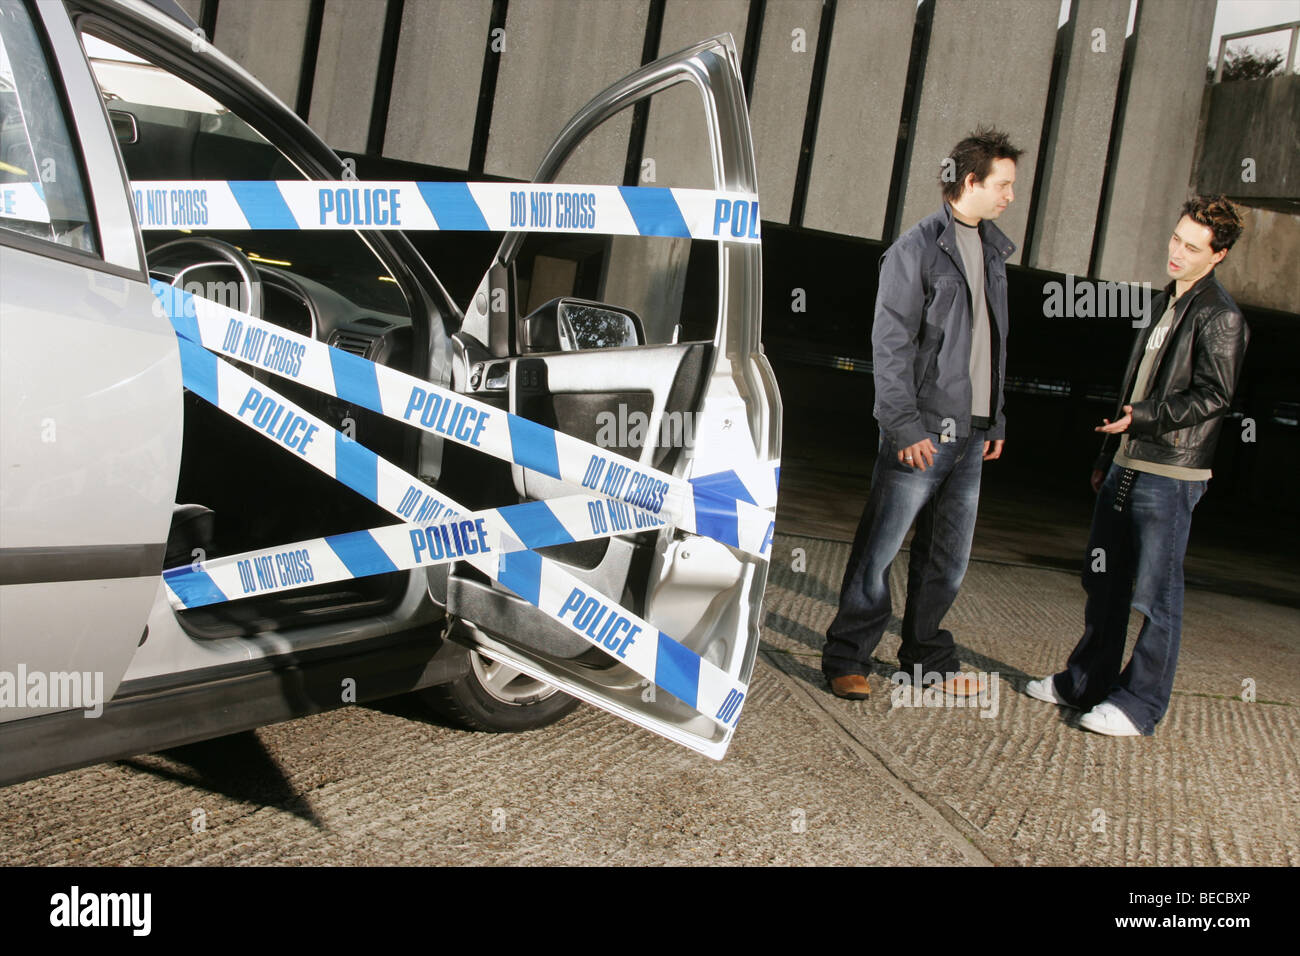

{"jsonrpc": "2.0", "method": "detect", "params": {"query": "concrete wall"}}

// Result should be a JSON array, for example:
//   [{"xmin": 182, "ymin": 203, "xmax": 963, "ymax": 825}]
[
  {"xmin": 1028, "ymin": 0, "xmax": 1128, "ymax": 275},
  {"xmin": 384, "ymin": 0, "xmax": 493, "ymax": 170},
  {"xmin": 803, "ymin": 0, "xmax": 915, "ymax": 240},
  {"xmin": 896, "ymin": 0, "xmax": 1059, "ymax": 263},
  {"xmin": 748, "ymin": 0, "xmax": 823, "ymax": 224},
  {"xmin": 307, "ymin": 0, "xmax": 386, "ymax": 155},
  {"xmin": 484, "ymin": 0, "xmax": 649, "ymax": 183},
  {"xmin": 213, "ymin": 0, "xmax": 312, "ymax": 109},
  {"xmin": 1095, "ymin": 0, "xmax": 1216, "ymax": 284},
  {"xmin": 169, "ymin": 0, "xmax": 1295, "ymax": 313},
  {"xmin": 1214, "ymin": 205, "xmax": 1300, "ymax": 314},
  {"xmin": 1197, "ymin": 74, "xmax": 1300, "ymax": 202}
]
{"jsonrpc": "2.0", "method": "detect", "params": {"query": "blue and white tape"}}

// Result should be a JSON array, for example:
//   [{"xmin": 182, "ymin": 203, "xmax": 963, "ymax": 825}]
[
  {"xmin": 468, "ymin": 546, "xmax": 745, "ymax": 727},
  {"xmin": 154, "ymin": 281, "xmax": 777, "ymax": 559},
  {"xmin": 0, "ymin": 181, "xmax": 51, "ymax": 224},
  {"xmin": 130, "ymin": 180, "xmax": 762, "ymax": 243},
  {"xmin": 165, "ymin": 332, "xmax": 747, "ymax": 729},
  {"xmin": 163, "ymin": 493, "xmax": 665, "ymax": 610}
]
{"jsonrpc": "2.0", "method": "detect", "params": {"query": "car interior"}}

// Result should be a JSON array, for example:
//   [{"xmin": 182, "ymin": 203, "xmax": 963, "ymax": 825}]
[
  {"xmin": 82, "ymin": 33, "xmax": 430, "ymax": 637},
  {"xmin": 79, "ymin": 30, "xmax": 727, "ymax": 676}
]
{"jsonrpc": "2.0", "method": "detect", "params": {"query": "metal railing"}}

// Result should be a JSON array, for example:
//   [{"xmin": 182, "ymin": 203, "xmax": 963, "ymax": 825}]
[{"xmin": 1214, "ymin": 20, "xmax": 1300, "ymax": 82}]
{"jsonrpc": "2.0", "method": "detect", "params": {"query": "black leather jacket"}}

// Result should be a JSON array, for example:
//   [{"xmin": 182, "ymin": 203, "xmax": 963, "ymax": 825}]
[{"xmin": 1096, "ymin": 270, "xmax": 1249, "ymax": 472}]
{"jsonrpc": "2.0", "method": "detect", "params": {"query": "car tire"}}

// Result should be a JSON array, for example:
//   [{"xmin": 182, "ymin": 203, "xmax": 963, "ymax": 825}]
[{"xmin": 420, "ymin": 648, "xmax": 579, "ymax": 732}]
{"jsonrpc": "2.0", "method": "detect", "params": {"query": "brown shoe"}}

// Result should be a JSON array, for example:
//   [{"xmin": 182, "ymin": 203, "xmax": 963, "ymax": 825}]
[
  {"xmin": 935, "ymin": 674, "xmax": 985, "ymax": 697},
  {"xmin": 828, "ymin": 674, "xmax": 871, "ymax": 700}
]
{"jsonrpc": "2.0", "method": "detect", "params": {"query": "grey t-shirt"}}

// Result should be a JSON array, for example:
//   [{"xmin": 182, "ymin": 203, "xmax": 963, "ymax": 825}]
[
  {"xmin": 954, "ymin": 219, "xmax": 991, "ymax": 418},
  {"xmin": 1114, "ymin": 296, "xmax": 1212, "ymax": 480}
]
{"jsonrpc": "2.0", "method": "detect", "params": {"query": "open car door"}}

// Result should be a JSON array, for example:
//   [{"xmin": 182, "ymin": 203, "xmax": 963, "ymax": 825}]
[
  {"xmin": 443, "ymin": 36, "xmax": 781, "ymax": 759},
  {"xmin": 0, "ymin": 0, "xmax": 181, "ymax": 725}
]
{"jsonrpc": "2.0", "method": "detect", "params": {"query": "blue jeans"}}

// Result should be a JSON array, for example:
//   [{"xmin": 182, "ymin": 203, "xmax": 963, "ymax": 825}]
[
  {"xmin": 823, "ymin": 429, "xmax": 984, "ymax": 679},
  {"xmin": 1053, "ymin": 464, "xmax": 1207, "ymax": 734}
]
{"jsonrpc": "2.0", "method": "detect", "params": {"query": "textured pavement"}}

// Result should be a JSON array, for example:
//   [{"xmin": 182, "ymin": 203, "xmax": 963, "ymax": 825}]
[
  {"xmin": 2, "ymin": 532, "xmax": 1296, "ymax": 865},
  {"xmin": 0, "ymin": 659, "xmax": 974, "ymax": 867},
  {"xmin": 763, "ymin": 534, "xmax": 1300, "ymax": 866}
]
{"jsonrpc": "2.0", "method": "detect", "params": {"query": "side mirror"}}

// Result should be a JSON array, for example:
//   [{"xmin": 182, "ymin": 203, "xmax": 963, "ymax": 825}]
[{"xmin": 522, "ymin": 297, "xmax": 644, "ymax": 353}]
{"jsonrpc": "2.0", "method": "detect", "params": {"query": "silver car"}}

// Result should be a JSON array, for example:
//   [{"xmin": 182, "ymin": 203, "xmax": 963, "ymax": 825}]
[{"xmin": 0, "ymin": 0, "xmax": 780, "ymax": 783}]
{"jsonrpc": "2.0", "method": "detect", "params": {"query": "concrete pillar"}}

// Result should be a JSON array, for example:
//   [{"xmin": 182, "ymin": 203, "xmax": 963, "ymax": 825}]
[
  {"xmin": 213, "ymin": 0, "xmax": 312, "ymax": 110},
  {"xmin": 308, "ymin": 0, "xmax": 387, "ymax": 154},
  {"xmin": 896, "ymin": 0, "xmax": 1059, "ymax": 263},
  {"xmin": 748, "ymin": 0, "xmax": 824, "ymax": 223},
  {"xmin": 484, "ymin": 0, "xmax": 650, "ymax": 183},
  {"xmin": 803, "ymin": 0, "xmax": 915, "ymax": 240},
  {"xmin": 1028, "ymin": 0, "xmax": 1129, "ymax": 276},
  {"xmin": 639, "ymin": 0, "xmax": 751, "ymax": 190},
  {"xmin": 384, "ymin": 0, "xmax": 495, "ymax": 169},
  {"xmin": 1096, "ymin": 0, "xmax": 1216, "ymax": 284}
]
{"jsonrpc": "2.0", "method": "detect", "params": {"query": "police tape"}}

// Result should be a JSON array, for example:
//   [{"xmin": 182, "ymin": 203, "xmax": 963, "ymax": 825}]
[
  {"xmin": 130, "ymin": 180, "xmax": 762, "ymax": 243},
  {"xmin": 163, "ymin": 493, "xmax": 666, "ymax": 610},
  {"xmin": 166, "ymin": 335, "xmax": 748, "ymax": 729},
  {"xmin": 0, "ymin": 181, "xmax": 51, "ymax": 224},
  {"xmin": 154, "ymin": 280, "xmax": 777, "ymax": 559}
]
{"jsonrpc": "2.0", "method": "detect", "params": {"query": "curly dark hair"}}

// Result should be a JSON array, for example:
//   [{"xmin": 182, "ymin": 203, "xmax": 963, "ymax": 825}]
[
  {"xmin": 1180, "ymin": 195, "xmax": 1243, "ymax": 253},
  {"xmin": 940, "ymin": 126, "xmax": 1025, "ymax": 202}
]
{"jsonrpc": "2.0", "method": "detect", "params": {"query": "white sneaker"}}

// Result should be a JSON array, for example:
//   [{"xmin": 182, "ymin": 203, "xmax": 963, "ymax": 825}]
[
  {"xmin": 1079, "ymin": 701, "xmax": 1142, "ymax": 737},
  {"xmin": 1025, "ymin": 676, "xmax": 1074, "ymax": 707}
]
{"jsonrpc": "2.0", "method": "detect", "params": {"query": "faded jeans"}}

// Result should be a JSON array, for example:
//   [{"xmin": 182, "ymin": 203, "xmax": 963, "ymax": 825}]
[
  {"xmin": 823, "ymin": 429, "xmax": 984, "ymax": 680},
  {"xmin": 1053, "ymin": 464, "xmax": 1207, "ymax": 734}
]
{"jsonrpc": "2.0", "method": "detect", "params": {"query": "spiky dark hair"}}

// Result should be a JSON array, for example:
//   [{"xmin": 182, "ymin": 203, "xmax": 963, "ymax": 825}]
[{"xmin": 941, "ymin": 126, "xmax": 1024, "ymax": 202}]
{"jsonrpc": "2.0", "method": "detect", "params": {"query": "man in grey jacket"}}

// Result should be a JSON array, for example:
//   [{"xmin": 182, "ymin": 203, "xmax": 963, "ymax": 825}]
[{"xmin": 823, "ymin": 127, "xmax": 1021, "ymax": 700}]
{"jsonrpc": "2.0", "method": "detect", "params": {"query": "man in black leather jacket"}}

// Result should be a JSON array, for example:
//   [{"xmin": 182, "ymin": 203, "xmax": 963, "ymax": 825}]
[{"xmin": 1027, "ymin": 196, "xmax": 1249, "ymax": 736}]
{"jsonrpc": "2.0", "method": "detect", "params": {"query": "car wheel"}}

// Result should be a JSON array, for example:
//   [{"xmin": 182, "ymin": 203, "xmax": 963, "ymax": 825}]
[{"xmin": 420, "ymin": 648, "xmax": 579, "ymax": 732}]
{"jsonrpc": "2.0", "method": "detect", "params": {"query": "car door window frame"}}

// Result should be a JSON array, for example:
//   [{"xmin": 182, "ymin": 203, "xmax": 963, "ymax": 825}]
[{"xmin": 464, "ymin": 45, "xmax": 755, "ymax": 359}]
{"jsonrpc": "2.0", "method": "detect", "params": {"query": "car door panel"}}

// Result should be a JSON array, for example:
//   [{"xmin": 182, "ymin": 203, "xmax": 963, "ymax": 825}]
[
  {"xmin": 0, "ymin": 249, "xmax": 182, "ymax": 723},
  {"xmin": 0, "ymin": 0, "xmax": 183, "ymax": 724},
  {"xmin": 445, "ymin": 36, "xmax": 778, "ymax": 759}
]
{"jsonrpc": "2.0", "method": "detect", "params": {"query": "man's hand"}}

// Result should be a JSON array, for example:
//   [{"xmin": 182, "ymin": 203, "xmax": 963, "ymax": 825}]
[
  {"xmin": 1091, "ymin": 468, "xmax": 1105, "ymax": 494},
  {"xmin": 898, "ymin": 438, "xmax": 937, "ymax": 471},
  {"xmin": 982, "ymin": 439, "xmax": 1004, "ymax": 461},
  {"xmin": 1096, "ymin": 405, "xmax": 1133, "ymax": 434}
]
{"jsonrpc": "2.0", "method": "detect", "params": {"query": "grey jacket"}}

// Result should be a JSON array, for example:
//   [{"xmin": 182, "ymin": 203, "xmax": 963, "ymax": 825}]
[{"xmin": 872, "ymin": 204, "xmax": 1014, "ymax": 448}]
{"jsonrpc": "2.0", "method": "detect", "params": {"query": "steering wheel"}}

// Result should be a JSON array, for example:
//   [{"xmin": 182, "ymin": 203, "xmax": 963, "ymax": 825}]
[{"xmin": 148, "ymin": 236, "xmax": 264, "ymax": 321}]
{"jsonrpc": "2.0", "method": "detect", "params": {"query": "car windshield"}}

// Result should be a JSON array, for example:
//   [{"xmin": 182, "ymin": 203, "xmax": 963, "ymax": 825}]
[{"xmin": 82, "ymin": 34, "xmax": 408, "ymax": 316}]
